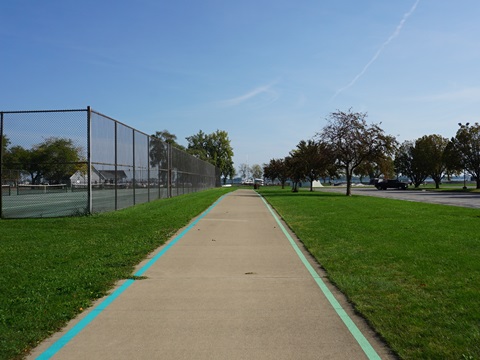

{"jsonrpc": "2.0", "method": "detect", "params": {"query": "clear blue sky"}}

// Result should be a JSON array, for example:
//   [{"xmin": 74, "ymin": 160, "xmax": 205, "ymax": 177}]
[{"xmin": 2, "ymin": 1, "xmax": 480, "ymax": 173}]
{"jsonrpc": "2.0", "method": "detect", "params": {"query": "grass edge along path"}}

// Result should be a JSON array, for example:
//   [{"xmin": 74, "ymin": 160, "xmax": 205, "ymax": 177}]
[
  {"xmin": 257, "ymin": 187, "xmax": 480, "ymax": 360},
  {"xmin": 0, "ymin": 187, "xmax": 235, "ymax": 360}
]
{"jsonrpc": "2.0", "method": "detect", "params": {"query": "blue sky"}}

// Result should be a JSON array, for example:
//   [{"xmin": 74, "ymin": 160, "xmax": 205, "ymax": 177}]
[{"xmin": 2, "ymin": 1, "xmax": 480, "ymax": 172}]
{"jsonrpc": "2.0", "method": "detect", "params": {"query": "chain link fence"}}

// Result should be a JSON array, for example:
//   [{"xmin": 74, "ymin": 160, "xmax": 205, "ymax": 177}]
[{"xmin": 0, "ymin": 108, "xmax": 218, "ymax": 218}]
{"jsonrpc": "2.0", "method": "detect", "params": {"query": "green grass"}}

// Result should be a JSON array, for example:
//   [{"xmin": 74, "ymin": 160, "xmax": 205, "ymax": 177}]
[
  {"xmin": 0, "ymin": 187, "xmax": 235, "ymax": 360},
  {"xmin": 257, "ymin": 187, "xmax": 480, "ymax": 360}
]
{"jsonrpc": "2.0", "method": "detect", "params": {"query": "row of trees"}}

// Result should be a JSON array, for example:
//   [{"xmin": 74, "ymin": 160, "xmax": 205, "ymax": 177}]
[
  {"xmin": 1, "ymin": 128, "xmax": 235, "ymax": 186},
  {"xmin": 151, "ymin": 129, "xmax": 235, "ymax": 184},
  {"xmin": 263, "ymin": 109, "xmax": 480, "ymax": 195},
  {"xmin": 1, "ymin": 136, "xmax": 84, "ymax": 185}
]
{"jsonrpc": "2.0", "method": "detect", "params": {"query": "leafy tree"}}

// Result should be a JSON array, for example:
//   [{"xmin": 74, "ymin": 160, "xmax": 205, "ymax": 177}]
[
  {"xmin": 394, "ymin": 140, "xmax": 429, "ymax": 188},
  {"xmin": 5, "ymin": 138, "xmax": 82, "ymax": 184},
  {"xmin": 185, "ymin": 130, "xmax": 209, "ymax": 161},
  {"xmin": 415, "ymin": 134, "xmax": 450, "ymax": 189},
  {"xmin": 285, "ymin": 155, "xmax": 305, "ymax": 192},
  {"xmin": 263, "ymin": 158, "xmax": 288, "ymax": 188},
  {"xmin": 451, "ymin": 122, "xmax": 480, "ymax": 189},
  {"xmin": 36, "ymin": 137, "xmax": 83, "ymax": 184},
  {"xmin": 1, "ymin": 134, "xmax": 10, "ymax": 181},
  {"xmin": 149, "ymin": 132, "xmax": 170, "ymax": 186},
  {"xmin": 152, "ymin": 130, "xmax": 185, "ymax": 150},
  {"xmin": 317, "ymin": 109, "xmax": 396, "ymax": 196},
  {"xmin": 290, "ymin": 139, "xmax": 333, "ymax": 191},
  {"xmin": 354, "ymin": 154, "xmax": 395, "ymax": 183},
  {"xmin": 224, "ymin": 163, "xmax": 236, "ymax": 184},
  {"xmin": 444, "ymin": 140, "xmax": 463, "ymax": 181},
  {"xmin": 1, "ymin": 134, "xmax": 9, "ymax": 155},
  {"xmin": 186, "ymin": 129, "xmax": 234, "ymax": 184}
]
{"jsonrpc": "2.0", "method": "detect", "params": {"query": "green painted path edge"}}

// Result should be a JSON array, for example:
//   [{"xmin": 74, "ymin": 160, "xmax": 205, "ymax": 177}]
[{"xmin": 258, "ymin": 194, "xmax": 382, "ymax": 360}]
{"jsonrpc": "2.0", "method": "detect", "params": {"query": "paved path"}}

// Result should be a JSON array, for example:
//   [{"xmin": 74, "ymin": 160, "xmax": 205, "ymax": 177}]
[
  {"xmin": 318, "ymin": 186, "xmax": 480, "ymax": 209},
  {"xmin": 30, "ymin": 189, "xmax": 394, "ymax": 360}
]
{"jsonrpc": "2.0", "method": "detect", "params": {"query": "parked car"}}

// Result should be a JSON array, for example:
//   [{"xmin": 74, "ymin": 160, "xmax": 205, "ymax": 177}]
[{"xmin": 375, "ymin": 179, "xmax": 408, "ymax": 190}]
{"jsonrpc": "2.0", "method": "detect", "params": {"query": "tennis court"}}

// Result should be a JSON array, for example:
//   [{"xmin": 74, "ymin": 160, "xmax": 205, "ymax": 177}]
[{"xmin": 1, "ymin": 108, "xmax": 219, "ymax": 219}]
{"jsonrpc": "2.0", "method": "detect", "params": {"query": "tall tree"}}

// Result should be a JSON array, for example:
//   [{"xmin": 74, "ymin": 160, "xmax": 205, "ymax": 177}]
[
  {"xmin": 415, "ymin": 134, "xmax": 450, "ymax": 189},
  {"xmin": 35, "ymin": 137, "xmax": 83, "ymax": 184},
  {"xmin": 1, "ymin": 134, "xmax": 10, "ymax": 181},
  {"xmin": 263, "ymin": 158, "xmax": 288, "ymax": 188},
  {"xmin": 354, "ymin": 154, "xmax": 395, "ymax": 183},
  {"xmin": 186, "ymin": 129, "xmax": 234, "ymax": 184},
  {"xmin": 291, "ymin": 139, "xmax": 333, "ymax": 191},
  {"xmin": 152, "ymin": 130, "xmax": 185, "ymax": 150},
  {"xmin": 6, "ymin": 138, "xmax": 82, "ymax": 185},
  {"xmin": 285, "ymin": 155, "xmax": 304, "ymax": 192},
  {"xmin": 317, "ymin": 109, "xmax": 396, "ymax": 196},
  {"xmin": 451, "ymin": 122, "xmax": 480, "ymax": 189},
  {"xmin": 394, "ymin": 140, "xmax": 430, "ymax": 188}
]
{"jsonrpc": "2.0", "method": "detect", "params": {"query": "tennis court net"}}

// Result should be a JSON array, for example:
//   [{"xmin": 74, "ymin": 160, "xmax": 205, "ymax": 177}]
[{"xmin": 17, "ymin": 184, "xmax": 68, "ymax": 195}]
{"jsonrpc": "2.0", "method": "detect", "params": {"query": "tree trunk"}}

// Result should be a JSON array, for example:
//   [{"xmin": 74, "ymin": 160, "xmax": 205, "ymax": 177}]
[
  {"xmin": 292, "ymin": 182, "xmax": 298, "ymax": 192},
  {"xmin": 346, "ymin": 172, "xmax": 352, "ymax": 196}
]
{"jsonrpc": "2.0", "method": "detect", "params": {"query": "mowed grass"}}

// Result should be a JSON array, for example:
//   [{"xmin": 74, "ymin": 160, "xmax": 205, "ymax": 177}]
[
  {"xmin": 258, "ymin": 187, "xmax": 480, "ymax": 360},
  {"xmin": 0, "ymin": 187, "xmax": 235, "ymax": 360}
]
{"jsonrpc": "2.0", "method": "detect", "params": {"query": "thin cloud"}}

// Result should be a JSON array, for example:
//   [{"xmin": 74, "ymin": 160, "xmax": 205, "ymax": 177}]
[
  {"xmin": 217, "ymin": 83, "xmax": 279, "ymax": 107},
  {"xmin": 331, "ymin": 0, "xmax": 420, "ymax": 101}
]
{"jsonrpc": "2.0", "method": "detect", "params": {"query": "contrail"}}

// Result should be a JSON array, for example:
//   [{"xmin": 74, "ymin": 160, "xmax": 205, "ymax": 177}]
[
  {"xmin": 217, "ymin": 82, "xmax": 279, "ymax": 107},
  {"xmin": 331, "ymin": 0, "xmax": 420, "ymax": 101}
]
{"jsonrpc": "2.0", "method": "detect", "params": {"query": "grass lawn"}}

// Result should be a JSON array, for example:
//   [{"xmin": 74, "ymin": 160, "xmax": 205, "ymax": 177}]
[
  {"xmin": 0, "ymin": 187, "xmax": 235, "ymax": 360},
  {"xmin": 258, "ymin": 187, "xmax": 480, "ymax": 360}
]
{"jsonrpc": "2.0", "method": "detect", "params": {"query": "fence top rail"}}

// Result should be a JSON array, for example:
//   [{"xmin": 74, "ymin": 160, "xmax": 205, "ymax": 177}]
[
  {"xmin": 0, "ymin": 109, "xmax": 88, "ymax": 114},
  {"xmin": 90, "ymin": 109, "xmax": 150, "ymax": 138}
]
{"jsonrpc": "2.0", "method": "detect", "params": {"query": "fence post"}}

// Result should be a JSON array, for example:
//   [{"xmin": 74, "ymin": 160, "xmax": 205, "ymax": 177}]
[
  {"xmin": 168, "ymin": 143, "xmax": 172, "ymax": 198},
  {"xmin": 132, "ymin": 129, "xmax": 136, "ymax": 205},
  {"xmin": 147, "ymin": 136, "xmax": 150, "ymax": 202},
  {"xmin": 0, "ymin": 112, "xmax": 4, "ymax": 218},
  {"xmin": 114, "ymin": 122, "xmax": 118, "ymax": 210},
  {"xmin": 87, "ymin": 106, "xmax": 92, "ymax": 215}
]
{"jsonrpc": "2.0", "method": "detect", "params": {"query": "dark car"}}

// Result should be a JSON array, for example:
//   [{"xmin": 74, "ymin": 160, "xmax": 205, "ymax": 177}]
[{"xmin": 375, "ymin": 179, "xmax": 408, "ymax": 190}]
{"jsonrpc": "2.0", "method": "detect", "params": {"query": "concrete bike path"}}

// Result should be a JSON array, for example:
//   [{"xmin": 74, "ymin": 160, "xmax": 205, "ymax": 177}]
[{"xmin": 31, "ymin": 189, "xmax": 394, "ymax": 360}]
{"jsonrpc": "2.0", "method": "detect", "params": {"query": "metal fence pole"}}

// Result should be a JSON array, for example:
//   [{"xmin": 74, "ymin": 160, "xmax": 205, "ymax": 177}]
[
  {"xmin": 167, "ymin": 143, "xmax": 172, "ymax": 198},
  {"xmin": 87, "ymin": 106, "xmax": 92, "ymax": 215},
  {"xmin": 114, "ymin": 121, "xmax": 118, "ymax": 210},
  {"xmin": 132, "ymin": 129, "xmax": 136, "ymax": 205},
  {"xmin": 147, "ymin": 136, "xmax": 150, "ymax": 202},
  {"xmin": 0, "ymin": 112, "xmax": 4, "ymax": 218}
]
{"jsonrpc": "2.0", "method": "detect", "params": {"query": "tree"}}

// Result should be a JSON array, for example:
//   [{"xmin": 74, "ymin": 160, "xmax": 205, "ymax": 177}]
[
  {"xmin": 285, "ymin": 155, "xmax": 304, "ymax": 192},
  {"xmin": 1, "ymin": 134, "xmax": 10, "ymax": 181},
  {"xmin": 238, "ymin": 163, "xmax": 250, "ymax": 180},
  {"xmin": 186, "ymin": 129, "xmax": 234, "ymax": 184},
  {"xmin": 36, "ymin": 137, "xmax": 83, "ymax": 184},
  {"xmin": 317, "ymin": 109, "xmax": 396, "ymax": 196},
  {"xmin": 354, "ymin": 154, "xmax": 395, "ymax": 183},
  {"xmin": 415, "ymin": 134, "xmax": 450, "ymax": 189},
  {"xmin": 451, "ymin": 122, "xmax": 480, "ymax": 189},
  {"xmin": 263, "ymin": 158, "xmax": 288, "ymax": 188},
  {"xmin": 251, "ymin": 164, "xmax": 263, "ymax": 179},
  {"xmin": 5, "ymin": 138, "xmax": 82, "ymax": 185},
  {"xmin": 290, "ymin": 139, "xmax": 333, "ymax": 191},
  {"xmin": 152, "ymin": 130, "xmax": 185, "ymax": 150},
  {"xmin": 1, "ymin": 134, "xmax": 9, "ymax": 156},
  {"xmin": 394, "ymin": 140, "xmax": 429, "ymax": 188}
]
